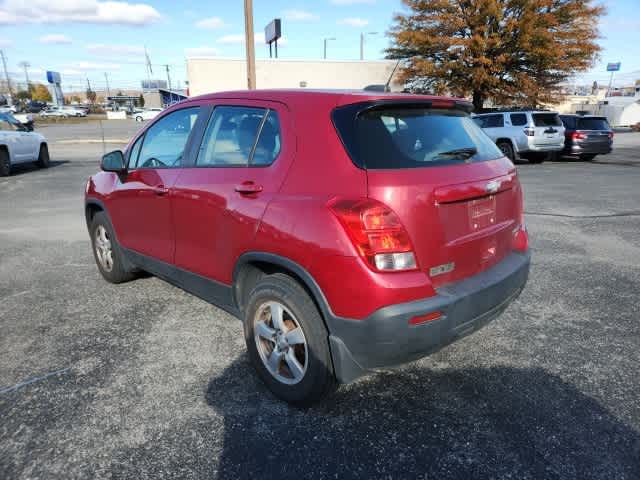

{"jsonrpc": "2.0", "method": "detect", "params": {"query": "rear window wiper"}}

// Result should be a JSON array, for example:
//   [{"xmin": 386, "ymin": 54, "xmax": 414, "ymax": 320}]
[{"xmin": 432, "ymin": 147, "xmax": 478, "ymax": 160}]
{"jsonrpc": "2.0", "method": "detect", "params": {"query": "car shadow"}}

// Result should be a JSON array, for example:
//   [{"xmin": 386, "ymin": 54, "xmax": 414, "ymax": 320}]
[
  {"xmin": 206, "ymin": 355, "xmax": 639, "ymax": 479},
  {"xmin": 7, "ymin": 160, "xmax": 68, "ymax": 176}
]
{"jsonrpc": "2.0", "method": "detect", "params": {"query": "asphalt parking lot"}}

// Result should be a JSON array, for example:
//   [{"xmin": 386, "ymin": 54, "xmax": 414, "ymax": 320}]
[{"xmin": 1, "ymin": 120, "xmax": 639, "ymax": 479}]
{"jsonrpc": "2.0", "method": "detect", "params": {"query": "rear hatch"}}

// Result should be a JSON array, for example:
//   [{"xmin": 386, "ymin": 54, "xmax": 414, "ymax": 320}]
[
  {"xmin": 576, "ymin": 117, "xmax": 613, "ymax": 147},
  {"xmin": 531, "ymin": 112, "xmax": 564, "ymax": 146},
  {"xmin": 333, "ymin": 102, "xmax": 523, "ymax": 287}
]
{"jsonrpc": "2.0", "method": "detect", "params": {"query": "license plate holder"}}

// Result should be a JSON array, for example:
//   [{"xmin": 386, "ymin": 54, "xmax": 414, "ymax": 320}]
[{"xmin": 469, "ymin": 195, "xmax": 496, "ymax": 230}]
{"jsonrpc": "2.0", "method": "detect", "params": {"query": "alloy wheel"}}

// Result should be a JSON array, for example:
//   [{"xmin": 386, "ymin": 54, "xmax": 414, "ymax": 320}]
[
  {"xmin": 94, "ymin": 225, "xmax": 114, "ymax": 272},
  {"xmin": 254, "ymin": 301, "xmax": 308, "ymax": 385}
]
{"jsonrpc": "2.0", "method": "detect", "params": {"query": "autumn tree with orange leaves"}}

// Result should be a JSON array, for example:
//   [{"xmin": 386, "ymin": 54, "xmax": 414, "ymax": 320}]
[{"xmin": 386, "ymin": 0, "xmax": 604, "ymax": 110}]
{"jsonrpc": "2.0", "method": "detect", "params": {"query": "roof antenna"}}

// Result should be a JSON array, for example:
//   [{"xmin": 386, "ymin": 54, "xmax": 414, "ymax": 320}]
[{"xmin": 384, "ymin": 60, "xmax": 401, "ymax": 92}]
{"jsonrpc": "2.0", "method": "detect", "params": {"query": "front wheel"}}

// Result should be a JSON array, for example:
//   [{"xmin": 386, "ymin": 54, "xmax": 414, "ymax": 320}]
[
  {"xmin": 244, "ymin": 274, "xmax": 336, "ymax": 406},
  {"xmin": 90, "ymin": 212, "xmax": 135, "ymax": 284},
  {"xmin": 0, "ymin": 149, "xmax": 10, "ymax": 176},
  {"xmin": 36, "ymin": 144, "xmax": 50, "ymax": 168},
  {"xmin": 135, "ymin": 116, "xmax": 143, "ymax": 122}
]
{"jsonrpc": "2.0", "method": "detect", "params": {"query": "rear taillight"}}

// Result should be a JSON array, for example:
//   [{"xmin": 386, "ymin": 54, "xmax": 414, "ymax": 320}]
[
  {"xmin": 569, "ymin": 131, "xmax": 587, "ymax": 140},
  {"xmin": 608, "ymin": 131, "xmax": 614, "ymax": 139},
  {"xmin": 523, "ymin": 127, "xmax": 535, "ymax": 136},
  {"xmin": 329, "ymin": 198, "xmax": 417, "ymax": 272}
]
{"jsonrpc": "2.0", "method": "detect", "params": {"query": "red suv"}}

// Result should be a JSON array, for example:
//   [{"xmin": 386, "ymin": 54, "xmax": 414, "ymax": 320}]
[{"xmin": 85, "ymin": 90, "xmax": 530, "ymax": 405}]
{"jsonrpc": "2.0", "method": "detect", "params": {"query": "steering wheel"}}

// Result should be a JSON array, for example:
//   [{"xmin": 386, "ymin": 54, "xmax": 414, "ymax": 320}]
[{"xmin": 141, "ymin": 157, "xmax": 166, "ymax": 168}]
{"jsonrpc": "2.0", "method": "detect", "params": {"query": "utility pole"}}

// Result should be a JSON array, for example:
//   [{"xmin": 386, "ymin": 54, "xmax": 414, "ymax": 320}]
[
  {"xmin": 164, "ymin": 64, "xmax": 172, "ymax": 91},
  {"xmin": 0, "ymin": 50, "xmax": 13, "ymax": 105},
  {"xmin": 104, "ymin": 72, "xmax": 111, "ymax": 98},
  {"xmin": 18, "ymin": 61, "xmax": 30, "ymax": 91},
  {"xmin": 323, "ymin": 37, "xmax": 336, "ymax": 60},
  {"xmin": 244, "ymin": 0, "xmax": 256, "ymax": 89}
]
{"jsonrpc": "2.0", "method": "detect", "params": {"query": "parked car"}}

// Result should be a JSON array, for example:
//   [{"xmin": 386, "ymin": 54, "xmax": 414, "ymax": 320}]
[
  {"xmin": 0, "ymin": 105, "xmax": 18, "ymax": 114},
  {"xmin": 133, "ymin": 108, "xmax": 163, "ymax": 122},
  {"xmin": 63, "ymin": 106, "xmax": 88, "ymax": 117},
  {"xmin": 558, "ymin": 114, "xmax": 613, "ymax": 161},
  {"xmin": 40, "ymin": 107, "xmax": 69, "ymax": 118},
  {"xmin": 472, "ymin": 110, "xmax": 565, "ymax": 163},
  {"xmin": 0, "ymin": 112, "xmax": 49, "ymax": 176},
  {"xmin": 85, "ymin": 90, "xmax": 530, "ymax": 405},
  {"xmin": 25, "ymin": 101, "xmax": 47, "ymax": 113}
]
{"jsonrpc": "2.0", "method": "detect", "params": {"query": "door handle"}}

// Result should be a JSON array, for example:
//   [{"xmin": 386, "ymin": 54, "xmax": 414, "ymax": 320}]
[
  {"xmin": 235, "ymin": 182, "xmax": 263, "ymax": 194},
  {"xmin": 153, "ymin": 185, "xmax": 169, "ymax": 196}
]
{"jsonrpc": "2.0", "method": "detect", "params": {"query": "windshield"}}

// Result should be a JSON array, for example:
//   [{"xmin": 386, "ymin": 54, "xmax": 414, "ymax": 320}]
[
  {"xmin": 577, "ymin": 117, "xmax": 610, "ymax": 130},
  {"xmin": 337, "ymin": 107, "xmax": 503, "ymax": 169}
]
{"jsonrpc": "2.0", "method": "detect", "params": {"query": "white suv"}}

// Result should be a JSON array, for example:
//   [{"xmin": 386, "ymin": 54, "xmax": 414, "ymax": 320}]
[
  {"xmin": 0, "ymin": 113, "xmax": 49, "ymax": 176},
  {"xmin": 472, "ymin": 111, "xmax": 565, "ymax": 164}
]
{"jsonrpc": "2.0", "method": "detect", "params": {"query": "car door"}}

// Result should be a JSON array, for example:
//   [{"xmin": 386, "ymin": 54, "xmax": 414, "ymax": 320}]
[
  {"xmin": 107, "ymin": 106, "xmax": 202, "ymax": 263},
  {"xmin": 172, "ymin": 100, "xmax": 293, "ymax": 285},
  {"xmin": 509, "ymin": 113, "xmax": 529, "ymax": 151},
  {"xmin": 0, "ymin": 119, "xmax": 28, "ymax": 162}
]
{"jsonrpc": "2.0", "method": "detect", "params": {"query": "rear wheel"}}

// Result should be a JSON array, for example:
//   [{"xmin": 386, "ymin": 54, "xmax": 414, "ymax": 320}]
[
  {"xmin": 244, "ymin": 273, "xmax": 336, "ymax": 406},
  {"xmin": 0, "ymin": 149, "xmax": 10, "ymax": 176},
  {"xmin": 90, "ymin": 212, "xmax": 135, "ymax": 283},
  {"xmin": 36, "ymin": 144, "xmax": 50, "ymax": 168},
  {"xmin": 135, "ymin": 116, "xmax": 143, "ymax": 122},
  {"xmin": 580, "ymin": 154, "xmax": 596, "ymax": 161},
  {"xmin": 496, "ymin": 141, "xmax": 515, "ymax": 161}
]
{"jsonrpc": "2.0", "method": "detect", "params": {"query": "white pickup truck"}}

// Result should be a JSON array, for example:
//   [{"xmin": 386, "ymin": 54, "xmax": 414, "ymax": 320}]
[{"xmin": 0, "ymin": 112, "xmax": 49, "ymax": 176}]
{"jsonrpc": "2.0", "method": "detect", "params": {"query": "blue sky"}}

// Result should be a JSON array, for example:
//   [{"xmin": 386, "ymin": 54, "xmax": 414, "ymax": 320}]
[{"xmin": 0, "ymin": 0, "xmax": 638, "ymax": 93}]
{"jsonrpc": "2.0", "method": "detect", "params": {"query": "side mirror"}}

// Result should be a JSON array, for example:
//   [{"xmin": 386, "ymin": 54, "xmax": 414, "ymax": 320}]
[{"xmin": 101, "ymin": 150, "xmax": 126, "ymax": 173}]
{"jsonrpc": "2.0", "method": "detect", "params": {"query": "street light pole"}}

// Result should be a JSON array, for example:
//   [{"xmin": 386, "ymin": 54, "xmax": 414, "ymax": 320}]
[
  {"xmin": 18, "ymin": 61, "xmax": 30, "ymax": 90},
  {"xmin": 360, "ymin": 31, "xmax": 378, "ymax": 60},
  {"xmin": 323, "ymin": 37, "xmax": 336, "ymax": 60},
  {"xmin": 244, "ymin": 0, "xmax": 256, "ymax": 89}
]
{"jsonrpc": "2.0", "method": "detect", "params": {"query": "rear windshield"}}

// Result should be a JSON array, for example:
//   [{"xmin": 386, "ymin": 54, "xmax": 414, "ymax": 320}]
[
  {"xmin": 577, "ymin": 117, "xmax": 610, "ymax": 130},
  {"xmin": 532, "ymin": 113, "xmax": 562, "ymax": 127},
  {"xmin": 334, "ymin": 107, "xmax": 503, "ymax": 169}
]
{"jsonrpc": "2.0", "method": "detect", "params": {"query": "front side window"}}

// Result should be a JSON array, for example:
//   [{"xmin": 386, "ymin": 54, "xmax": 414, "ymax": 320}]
[
  {"xmin": 344, "ymin": 107, "xmax": 503, "ymax": 169},
  {"xmin": 135, "ymin": 107, "xmax": 200, "ymax": 169},
  {"xmin": 128, "ymin": 135, "xmax": 144, "ymax": 168},
  {"xmin": 196, "ymin": 106, "xmax": 282, "ymax": 167}
]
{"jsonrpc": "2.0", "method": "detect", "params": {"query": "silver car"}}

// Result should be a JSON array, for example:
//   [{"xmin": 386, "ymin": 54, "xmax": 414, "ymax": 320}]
[{"xmin": 472, "ymin": 111, "xmax": 565, "ymax": 164}]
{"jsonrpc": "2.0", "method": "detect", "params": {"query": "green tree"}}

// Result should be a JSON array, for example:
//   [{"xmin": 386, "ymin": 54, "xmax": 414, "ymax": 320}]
[
  {"xmin": 138, "ymin": 93, "xmax": 145, "ymax": 108},
  {"xmin": 387, "ymin": 0, "xmax": 605, "ymax": 110},
  {"xmin": 31, "ymin": 84, "xmax": 52, "ymax": 103},
  {"xmin": 15, "ymin": 90, "xmax": 31, "ymax": 101}
]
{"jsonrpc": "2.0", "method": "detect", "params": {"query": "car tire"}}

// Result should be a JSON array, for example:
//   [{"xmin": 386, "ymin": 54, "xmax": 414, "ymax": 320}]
[
  {"xmin": 580, "ymin": 154, "xmax": 596, "ymax": 161},
  {"xmin": 244, "ymin": 273, "xmax": 336, "ymax": 406},
  {"xmin": 496, "ymin": 141, "xmax": 515, "ymax": 161},
  {"xmin": 135, "ymin": 116, "xmax": 143, "ymax": 122},
  {"xmin": 0, "ymin": 149, "xmax": 10, "ymax": 176},
  {"xmin": 90, "ymin": 211, "xmax": 135, "ymax": 284},
  {"xmin": 36, "ymin": 144, "xmax": 50, "ymax": 168}
]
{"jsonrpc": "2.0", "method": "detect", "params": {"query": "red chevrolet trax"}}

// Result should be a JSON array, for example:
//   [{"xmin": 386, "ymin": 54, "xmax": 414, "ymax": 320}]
[{"xmin": 85, "ymin": 90, "xmax": 530, "ymax": 406}]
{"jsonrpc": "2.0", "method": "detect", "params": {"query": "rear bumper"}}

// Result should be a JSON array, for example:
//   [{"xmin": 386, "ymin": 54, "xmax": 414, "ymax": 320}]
[
  {"xmin": 328, "ymin": 251, "xmax": 530, "ymax": 383},
  {"xmin": 563, "ymin": 143, "xmax": 612, "ymax": 155},
  {"xmin": 523, "ymin": 143, "xmax": 564, "ymax": 153}
]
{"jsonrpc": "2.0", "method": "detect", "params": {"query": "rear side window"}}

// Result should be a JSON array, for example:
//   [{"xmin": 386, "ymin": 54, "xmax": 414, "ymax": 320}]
[
  {"xmin": 510, "ymin": 113, "xmax": 527, "ymax": 126},
  {"xmin": 577, "ymin": 117, "xmax": 610, "ymax": 130},
  {"xmin": 560, "ymin": 116, "xmax": 576, "ymax": 129},
  {"xmin": 532, "ymin": 113, "xmax": 562, "ymax": 127},
  {"xmin": 334, "ymin": 106, "xmax": 503, "ymax": 169},
  {"xmin": 196, "ymin": 106, "xmax": 281, "ymax": 167}
]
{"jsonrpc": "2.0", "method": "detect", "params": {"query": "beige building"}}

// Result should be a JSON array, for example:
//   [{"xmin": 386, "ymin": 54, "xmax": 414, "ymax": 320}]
[{"xmin": 186, "ymin": 58, "xmax": 402, "ymax": 96}]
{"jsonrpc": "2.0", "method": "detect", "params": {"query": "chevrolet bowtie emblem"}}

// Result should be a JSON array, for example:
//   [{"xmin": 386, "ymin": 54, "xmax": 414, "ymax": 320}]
[{"xmin": 485, "ymin": 179, "xmax": 501, "ymax": 194}]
